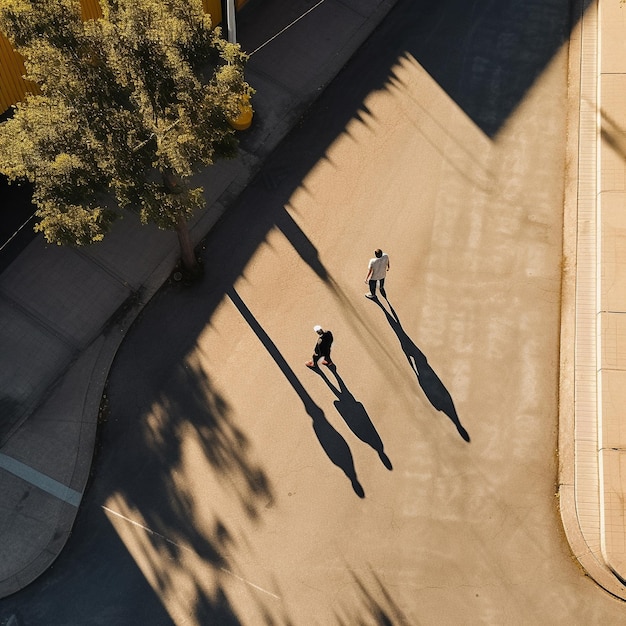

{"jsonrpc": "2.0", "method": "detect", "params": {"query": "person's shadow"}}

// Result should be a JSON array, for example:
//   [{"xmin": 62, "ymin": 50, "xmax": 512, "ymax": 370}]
[
  {"xmin": 304, "ymin": 395, "xmax": 365, "ymax": 498},
  {"xmin": 315, "ymin": 367, "xmax": 393, "ymax": 470},
  {"xmin": 372, "ymin": 297, "xmax": 470, "ymax": 442},
  {"xmin": 228, "ymin": 288, "xmax": 365, "ymax": 498}
]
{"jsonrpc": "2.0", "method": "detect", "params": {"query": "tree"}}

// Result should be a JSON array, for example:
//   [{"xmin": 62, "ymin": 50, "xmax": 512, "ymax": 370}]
[{"xmin": 0, "ymin": 0, "xmax": 252, "ymax": 273}]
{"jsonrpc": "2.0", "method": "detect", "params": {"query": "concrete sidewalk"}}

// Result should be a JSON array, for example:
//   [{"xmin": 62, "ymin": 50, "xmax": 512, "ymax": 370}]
[
  {"xmin": 0, "ymin": 0, "xmax": 397, "ymax": 598},
  {"xmin": 558, "ymin": 0, "xmax": 626, "ymax": 599}
]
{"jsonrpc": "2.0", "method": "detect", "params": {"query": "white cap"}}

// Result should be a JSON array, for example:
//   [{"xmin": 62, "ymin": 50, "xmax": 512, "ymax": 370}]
[{"xmin": 313, "ymin": 325, "xmax": 323, "ymax": 332}]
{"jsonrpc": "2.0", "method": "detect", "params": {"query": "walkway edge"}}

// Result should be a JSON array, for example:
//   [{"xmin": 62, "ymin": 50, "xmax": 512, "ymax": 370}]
[{"xmin": 558, "ymin": 0, "xmax": 626, "ymax": 600}]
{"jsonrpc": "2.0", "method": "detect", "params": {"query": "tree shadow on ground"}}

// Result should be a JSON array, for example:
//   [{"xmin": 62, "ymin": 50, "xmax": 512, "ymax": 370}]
[
  {"xmin": 0, "ymin": 352, "xmax": 275, "ymax": 625},
  {"xmin": 99, "ymin": 356, "xmax": 275, "ymax": 622},
  {"xmin": 372, "ymin": 297, "xmax": 470, "ymax": 443},
  {"xmin": 228, "ymin": 287, "xmax": 365, "ymax": 498},
  {"xmin": 601, "ymin": 107, "xmax": 626, "ymax": 164},
  {"xmin": 313, "ymin": 366, "xmax": 392, "ymax": 470},
  {"xmin": 335, "ymin": 568, "xmax": 413, "ymax": 626}
]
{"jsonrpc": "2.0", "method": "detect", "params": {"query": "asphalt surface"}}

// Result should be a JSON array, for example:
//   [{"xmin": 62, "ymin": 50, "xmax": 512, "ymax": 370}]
[
  {"xmin": 2, "ymin": 0, "xmax": 626, "ymax": 624},
  {"xmin": 0, "ymin": 176, "xmax": 36, "ymax": 274}
]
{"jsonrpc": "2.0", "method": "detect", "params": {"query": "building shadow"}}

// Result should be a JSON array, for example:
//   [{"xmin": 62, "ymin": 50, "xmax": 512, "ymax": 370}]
[
  {"xmin": 239, "ymin": 0, "xmax": 590, "ymax": 140},
  {"xmin": 313, "ymin": 366, "xmax": 392, "ymax": 471},
  {"xmin": 228, "ymin": 288, "xmax": 365, "ymax": 498},
  {"xmin": 372, "ymin": 298, "xmax": 470, "ymax": 443}
]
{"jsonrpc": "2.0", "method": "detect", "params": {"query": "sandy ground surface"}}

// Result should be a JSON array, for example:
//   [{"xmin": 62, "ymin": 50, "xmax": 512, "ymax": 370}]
[{"xmin": 98, "ymin": 34, "xmax": 625, "ymax": 625}]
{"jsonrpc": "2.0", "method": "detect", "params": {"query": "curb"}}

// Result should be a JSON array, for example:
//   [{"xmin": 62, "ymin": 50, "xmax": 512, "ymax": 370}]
[{"xmin": 558, "ymin": 0, "xmax": 626, "ymax": 600}]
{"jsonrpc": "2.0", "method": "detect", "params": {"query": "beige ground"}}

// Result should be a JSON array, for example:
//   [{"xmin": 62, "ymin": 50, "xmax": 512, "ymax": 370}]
[{"xmin": 105, "ymin": 42, "xmax": 626, "ymax": 625}]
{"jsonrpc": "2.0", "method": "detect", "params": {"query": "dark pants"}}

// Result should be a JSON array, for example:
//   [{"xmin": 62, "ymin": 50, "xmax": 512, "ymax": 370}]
[
  {"xmin": 313, "ymin": 345, "xmax": 331, "ymax": 365},
  {"xmin": 369, "ymin": 278, "xmax": 386, "ymax": 298}
]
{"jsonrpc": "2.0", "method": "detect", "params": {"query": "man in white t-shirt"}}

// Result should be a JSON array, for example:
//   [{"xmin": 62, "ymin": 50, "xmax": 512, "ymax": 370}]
[{"xmin": 364, "ymin": 248, "xmax": 390, "ymax": 300}]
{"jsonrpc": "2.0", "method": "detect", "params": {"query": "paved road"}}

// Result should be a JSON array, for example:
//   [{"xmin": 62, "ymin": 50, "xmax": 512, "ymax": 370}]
[
  {"xmin": 0, "ymin": 108, "xmax": 38, "ymax": 273},
  {"xmin": 2, "ymin": 0, "xmax": 625, "ymax": 623},
  {"xmin": 0, "ymin": 176, "xmax": 37, "ymax": 274}
]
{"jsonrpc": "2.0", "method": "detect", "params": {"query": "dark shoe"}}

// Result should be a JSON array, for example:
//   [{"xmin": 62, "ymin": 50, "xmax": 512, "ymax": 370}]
[{"xmin": 365, "ymin": 293, "xmax": 376, "ymax": 300}]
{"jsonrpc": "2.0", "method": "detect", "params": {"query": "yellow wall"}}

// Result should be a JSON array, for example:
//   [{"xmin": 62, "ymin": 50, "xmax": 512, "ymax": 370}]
[
  {"xmin": 81, "ymin": 0, "xmax": 102, "ymax": 20},
  {"xmin": 203, "ymin": 0, "xmax": 222, "ymax": 24},
  {"xmin": 0, "ymin": 32, "xmax": 38, "ymax": 115},
  {"xmin": 0, "ymin": 0, "xmax": 231, "ymax": 114}
]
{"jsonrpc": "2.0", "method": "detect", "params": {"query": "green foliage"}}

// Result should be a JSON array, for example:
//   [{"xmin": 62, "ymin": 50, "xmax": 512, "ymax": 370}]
[{"xmin": 0, "ymin": 0, "xmax": 251, "ymax": 249}]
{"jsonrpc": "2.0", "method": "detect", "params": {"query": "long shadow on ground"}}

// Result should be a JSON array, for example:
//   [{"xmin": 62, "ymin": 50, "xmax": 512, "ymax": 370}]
[
  {"xmin": 371, "ymin": 297, "xmax": 470, "ymax": 442},
  {"xmin": 313, "ymin": 366, "xmax": 393, "ymax": 471},
  {"xmin": 229, "ymin": 288, "xmax": 365, "ymax": 498}
]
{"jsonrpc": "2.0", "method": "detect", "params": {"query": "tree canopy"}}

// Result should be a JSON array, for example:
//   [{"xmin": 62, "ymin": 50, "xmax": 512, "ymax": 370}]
[{"xmin": 0, "ymin": 0, "xmax": 252, "ymax": 270}]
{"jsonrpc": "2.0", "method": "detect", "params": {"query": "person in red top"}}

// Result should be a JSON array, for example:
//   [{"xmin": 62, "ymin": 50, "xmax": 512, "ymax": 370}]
[
  {"xmin": 305, "ymin": 325, "xmax": 334, "ymax": 368},
  {"xmin": 364, "ymin": 248, "xmax": 390, "ymax": 299}
]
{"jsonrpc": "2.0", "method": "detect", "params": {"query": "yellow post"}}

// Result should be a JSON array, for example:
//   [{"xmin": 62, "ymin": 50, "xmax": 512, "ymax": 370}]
[{"xmin": 228, "ymin": 94, "xmax": 253, "ymax": 131}]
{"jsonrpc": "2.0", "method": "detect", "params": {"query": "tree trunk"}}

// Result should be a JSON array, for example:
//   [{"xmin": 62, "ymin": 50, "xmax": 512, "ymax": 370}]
[{"xmin": 175, "ymin": 210, "xmax": 197, "ymax": 272}]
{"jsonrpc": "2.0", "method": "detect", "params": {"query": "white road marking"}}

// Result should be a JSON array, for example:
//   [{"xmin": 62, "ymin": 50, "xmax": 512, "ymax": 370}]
[
  {"xmin": 218, "ymin": 566, "xmax": 281, "ymax": 600},
  {"xmin": 0, "ymin": 453, "xmax": 81, "ymax": 507},
  {"xmin": 102, "ymin": 505, "xmax": 192, "ymax": 553},
  {"xmin": 102, "ymin": 505, "xmax": 281, "ymax": 600},
  {"xmin": 250, "ymin": 0, "xmax": 327, "ymax": 56}
]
